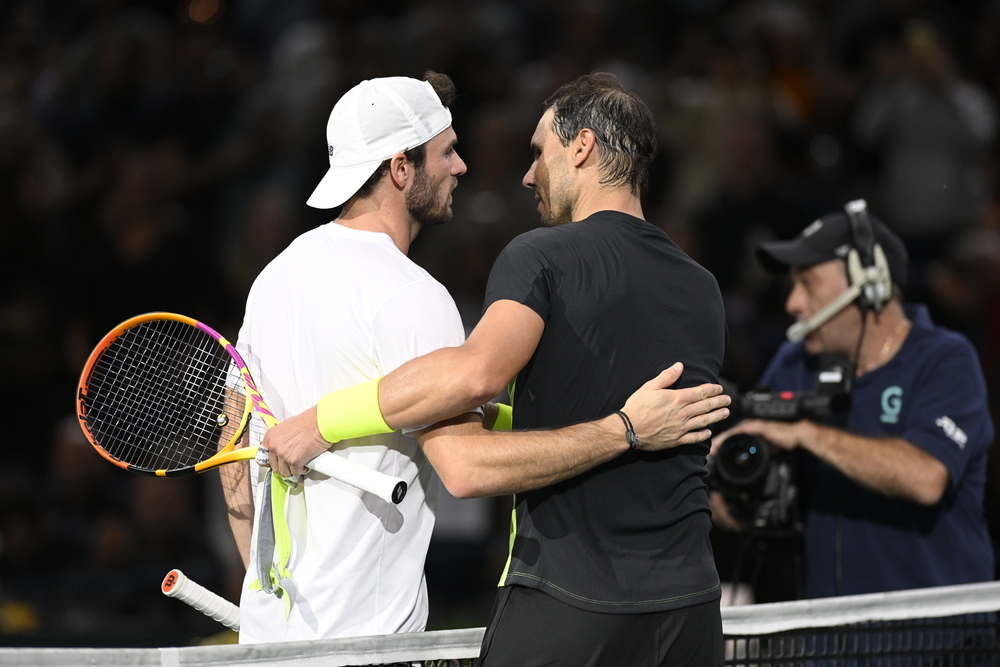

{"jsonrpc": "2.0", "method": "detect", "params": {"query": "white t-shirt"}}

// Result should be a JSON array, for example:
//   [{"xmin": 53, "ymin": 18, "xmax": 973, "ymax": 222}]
[{"xmin": 236, "ymin": 222, "xmax": 466, "ymax": 643}]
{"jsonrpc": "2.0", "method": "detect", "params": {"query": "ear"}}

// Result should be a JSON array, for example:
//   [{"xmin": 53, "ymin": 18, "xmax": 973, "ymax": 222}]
[
  {"xmin": 570, "ymin": 128, "xmax": 597, "ymax": 168},
  {"xmin": 387, "ymin": 153, "xmax": 412, "ymax": 191}
]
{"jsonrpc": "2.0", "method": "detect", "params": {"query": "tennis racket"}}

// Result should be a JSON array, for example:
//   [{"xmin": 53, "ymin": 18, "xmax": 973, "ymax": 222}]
[
  {"xmin": 77, "ymin": 312, "xmax": 407, "ymax": 504},
  {"xmin": 162, "ymin": 569, "xmax": 241, "ymax": 631}
]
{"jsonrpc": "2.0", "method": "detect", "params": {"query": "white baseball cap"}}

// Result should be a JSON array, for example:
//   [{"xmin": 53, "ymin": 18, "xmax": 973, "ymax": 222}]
[{"xmin": 306, "ymin": 77, "xmax": 453, "ymax": 209}]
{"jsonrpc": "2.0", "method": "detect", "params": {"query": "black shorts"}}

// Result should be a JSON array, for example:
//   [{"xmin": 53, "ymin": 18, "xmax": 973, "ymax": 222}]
[{"xmin": 478, "ymin": 585, "xmax": 723, "ymax": 667}]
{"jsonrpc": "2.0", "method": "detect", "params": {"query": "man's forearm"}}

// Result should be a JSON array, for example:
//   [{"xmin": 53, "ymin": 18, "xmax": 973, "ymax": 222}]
[
  {"xmin": 218, "ymin": 431, "xmax": 254, "ymax": 568},
  {"xmin": 379, "ymin": 345, "xmax": 504, "ymax": 429},
  {"xmin": 377, "ymin": 300, "xmax": 545, "ymax": 431},
  {"xmin": 302, "ymin": 300, "xmax": 543, "ymax": 451},
  {"xmin": 417, "ymin": 415, "xmax": 630, "ymax": 498},
  {"xmin": 219, "ymin": 464, "xmax": 254, "ymax": 569},
  {"xmin": 803, "ymin": 423, "xmax": 949, "ymax": 505}
]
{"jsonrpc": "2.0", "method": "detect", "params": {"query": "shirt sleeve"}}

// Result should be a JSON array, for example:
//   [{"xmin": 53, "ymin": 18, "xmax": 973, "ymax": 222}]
[
  {"xmin": 483, "ymin": 233, "xmax": 553, "ymax": 321},
  {"xmin": 901, "ymin": 338, "xmax": 994, "ymax": 490}
]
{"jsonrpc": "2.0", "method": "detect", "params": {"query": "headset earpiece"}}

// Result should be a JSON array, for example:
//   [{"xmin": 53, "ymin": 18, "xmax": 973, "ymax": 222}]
[
  {"xmin": 844, "ymin": 199, "xmax": 892, "ymax": 314},
  {"xmin": 868, "ymin": 244, "xmax": 892, "ymax": 312},
  {"xmin": 846, "ymin": 247, "xmax": 866, "ymax": 291}
]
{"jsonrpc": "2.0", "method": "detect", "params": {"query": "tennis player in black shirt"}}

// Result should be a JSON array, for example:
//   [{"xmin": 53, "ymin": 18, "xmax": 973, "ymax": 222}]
[
  {"xmin": 472, "ymin": 73, "xmax": 726, "ymax": 666},
  {"xmin": 265, "ymin": 73, "xmax": 728, "ymax": 666}
]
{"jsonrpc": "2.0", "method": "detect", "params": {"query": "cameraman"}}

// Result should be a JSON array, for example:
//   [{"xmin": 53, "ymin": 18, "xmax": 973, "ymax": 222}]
[{"xmin": 713, "ymin": 203, "xmax": 995, "ymax": 598}]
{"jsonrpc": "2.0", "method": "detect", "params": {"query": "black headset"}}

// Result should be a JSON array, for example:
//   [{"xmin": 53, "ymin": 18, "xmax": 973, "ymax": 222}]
[{"xmin": 843, "ymin": 199, "xmax": 892, "ymax": 314}]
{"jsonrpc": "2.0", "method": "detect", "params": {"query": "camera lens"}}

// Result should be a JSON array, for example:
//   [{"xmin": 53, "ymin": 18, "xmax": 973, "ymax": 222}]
[{"xmin": 715, "ymin": 433, "xmax": 770, "ymax": 488}]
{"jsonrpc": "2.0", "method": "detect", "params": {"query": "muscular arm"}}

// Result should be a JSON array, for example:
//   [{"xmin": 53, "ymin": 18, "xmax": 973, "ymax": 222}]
[
  {"xmin": 378, "ymin": 300, "xmax": 543, "ymax": 427},
  {"xmin": 263, "ymin": 300, "xmax": 543, "ymax": 474},
  {"xmin": 419, "ymin": 368, "xmax": 732, "ymax": 498},
  {"xmin": 719, "ymin": 419, "xmax": 949, "ymax": 505},
  {"xmin": 416, "ymin": 414, "xmax": 626, "ymax": 498}
]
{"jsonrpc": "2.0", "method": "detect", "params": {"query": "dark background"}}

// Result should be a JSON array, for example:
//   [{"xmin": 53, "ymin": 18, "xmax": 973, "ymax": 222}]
[{"xmin": 2, "ymin": 0, "xmax": 999, "ymax": 646}]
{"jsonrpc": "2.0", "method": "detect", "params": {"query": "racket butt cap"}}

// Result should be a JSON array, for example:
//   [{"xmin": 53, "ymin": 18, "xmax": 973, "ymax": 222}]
[
  {"xmin": 162, "ymin": 569, "xmax": 183, "ymax": 595},
  {"xmin": 392, "ymin": 481, "xmax": 407, "ymax": 504}
]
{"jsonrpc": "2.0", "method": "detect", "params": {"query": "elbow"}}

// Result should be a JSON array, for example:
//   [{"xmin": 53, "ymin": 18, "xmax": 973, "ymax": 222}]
[
  {"xmin": 445, "ymin": 481, "xmax": 481, "ymax": 500},
  {"xmin": 432, "ymin": 448, "xmax": 491, "ymax": 499},
  {"xmin": 457, "ymin": 363, "xmax": 507, "ymax": 408},
  {"xmin": 437, "ymin": 466, "xmax": 487, "ymax": 499},
  {"xmin": 911, "ymin": 466, "xmax": 950, "ymax": 506},
  {"xmin": 420, "ymin": 428, "xmax": 495, "ymax": 499}
]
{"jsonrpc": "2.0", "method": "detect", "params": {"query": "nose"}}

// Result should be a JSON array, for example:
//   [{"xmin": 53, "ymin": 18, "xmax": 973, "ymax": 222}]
[
  {"xmin": 522, "ymin": 162, "xmax": 535, "ymax": 189},
  {"xmin": 785, "ymin": 281, "xmax": 806, "ymax": 319},
  {"xmin": 453, "ymin": 150, "xmax": 468, "ymax": 177}
]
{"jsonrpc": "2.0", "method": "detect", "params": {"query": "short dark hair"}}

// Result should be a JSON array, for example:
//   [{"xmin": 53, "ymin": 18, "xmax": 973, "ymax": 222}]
[
  {"xmin": 355, "ymin": 71, "xmax": 457, "ymax": 199},
  {"xmin": 424, "ymin": 70, "xmax": 457, "ymax": 106},
  {"xmin": 543, "ymin": 72, "xmax": 656, "ymax": 197}
]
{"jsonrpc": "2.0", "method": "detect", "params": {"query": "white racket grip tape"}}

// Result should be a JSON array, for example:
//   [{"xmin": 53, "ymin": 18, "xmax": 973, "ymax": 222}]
[
  {"xmin": 162, "ymin": 569, "xmax": 240, "ymax": 631},
  {"xmin": 307, "ymin": 451, "xmax": 408, "ymax": 505}
]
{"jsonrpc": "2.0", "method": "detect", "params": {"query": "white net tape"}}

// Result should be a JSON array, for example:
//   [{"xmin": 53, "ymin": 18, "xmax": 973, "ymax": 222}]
[
  {"xmin": 0, "ymin": 627, "xmax": 484, "ymax": 667},
  {"xmin": 1, "ymin": 582, "xmax": 997, "ymax": 666},
  {"xmin": 722, "ymin": 580, "xmax": 1000, "ymax": 636}
]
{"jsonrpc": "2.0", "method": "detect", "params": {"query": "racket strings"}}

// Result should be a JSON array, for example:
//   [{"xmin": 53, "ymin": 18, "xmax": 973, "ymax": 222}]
[
  {"xmin": 88, "ymin": 321, "xmax": 217, "ymax": 468},
  {"xmin": 100, "ymin": 322, "xmax": 227, "ymax": 469},
  {"xmin": 82, "ymin": 318, "xmax": 246, "ymax": 472}
]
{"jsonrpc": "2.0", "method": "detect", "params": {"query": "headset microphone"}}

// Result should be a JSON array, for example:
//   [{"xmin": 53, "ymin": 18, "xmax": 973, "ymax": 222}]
[{"xmin": 786, "ymin": 282, "xmax": 865, "ymax": 343}]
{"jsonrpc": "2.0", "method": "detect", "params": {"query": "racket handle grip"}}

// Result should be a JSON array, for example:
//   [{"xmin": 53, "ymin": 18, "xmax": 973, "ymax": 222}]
[
  {"xmin": 307, "ymin": 451, "xmax": 408, "ymax": 505},
  {"xmin": 162, "ymin": 569, "xmax": 240, "ymax": 631}
]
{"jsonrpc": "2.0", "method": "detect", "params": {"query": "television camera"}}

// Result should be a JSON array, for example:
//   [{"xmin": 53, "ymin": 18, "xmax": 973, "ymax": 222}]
[{"xmin": 709, "ymin": 354, "xmax": 854, "ymax": 533}]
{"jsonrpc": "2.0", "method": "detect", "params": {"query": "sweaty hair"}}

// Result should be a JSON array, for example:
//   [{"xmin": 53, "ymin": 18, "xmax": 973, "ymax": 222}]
[
  {"xmin": 355, "ymin": 71, "xmax": 457, "ymax": 198},
  {"xmin": 543, "ymin": 72, "xmax": 656, "ymax": 197}
]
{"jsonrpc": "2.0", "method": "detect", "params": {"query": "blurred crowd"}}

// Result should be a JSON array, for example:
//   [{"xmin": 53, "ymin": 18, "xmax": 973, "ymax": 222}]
[{"xmin": 3, "ymin": 0, "xmax": 1000, "ymax": 645}]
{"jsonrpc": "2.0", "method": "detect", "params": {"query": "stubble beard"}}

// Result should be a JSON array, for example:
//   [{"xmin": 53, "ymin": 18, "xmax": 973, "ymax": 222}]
[
  {"xmin": 538, "ymin": 161, "xmax": 574, "ymax": 227},
  {"xmin": 541, "ymin": 203, "xmax": 572, "ymax": 227},
  {"xmin": 406, "ymin": 167, "xmax": 452, "ymax": 227}
]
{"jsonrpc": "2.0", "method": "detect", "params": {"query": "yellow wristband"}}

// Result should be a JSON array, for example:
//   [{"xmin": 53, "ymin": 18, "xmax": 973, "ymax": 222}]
[
  {"xmin": 491, "ymin": 403, "xmax": 513, "ymax": 431},
  {"xmin": 316, "ymin": 378, "xmax": 392, "ymax": 443}
]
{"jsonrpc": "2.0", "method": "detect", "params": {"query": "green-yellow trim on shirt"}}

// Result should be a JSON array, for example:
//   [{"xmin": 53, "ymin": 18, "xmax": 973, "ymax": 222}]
[{"xmin": 497, "ymin": 494, "xmax": 517, "ymax": 587}]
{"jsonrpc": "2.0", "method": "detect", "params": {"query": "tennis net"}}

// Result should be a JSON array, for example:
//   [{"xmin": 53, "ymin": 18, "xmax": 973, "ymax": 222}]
[
  {"xmin": 0, "ymin": 581, "xmax": 996, "ymax": 666},
  {"xmin": 722, "ymin": 580, "xmax": 1000, "ymax": 666}
]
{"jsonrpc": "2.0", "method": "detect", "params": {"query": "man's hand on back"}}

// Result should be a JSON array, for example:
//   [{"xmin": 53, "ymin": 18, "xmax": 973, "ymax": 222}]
[{"xmin": 621, "ymin": 362, "xmax": 731, "ymax": 451}]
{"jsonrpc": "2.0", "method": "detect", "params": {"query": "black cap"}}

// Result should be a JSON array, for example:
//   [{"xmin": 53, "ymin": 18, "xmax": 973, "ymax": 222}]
[{"xmin": 755, "ymin": 211, "xmax": 909, "ymax": 288}]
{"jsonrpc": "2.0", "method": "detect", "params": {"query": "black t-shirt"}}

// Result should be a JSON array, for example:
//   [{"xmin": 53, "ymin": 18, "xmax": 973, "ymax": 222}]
[{"xmin": 484, "ymin": 210, "xmax": 726, "ymax": 613}]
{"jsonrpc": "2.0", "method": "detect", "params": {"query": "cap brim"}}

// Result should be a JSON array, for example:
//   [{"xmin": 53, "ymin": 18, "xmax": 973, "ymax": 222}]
[
  {"xmin": 306, "ymin": 160, "xmax": 383, "ymax": 209},
  {"xmin": 755, "ymin": 239, "xmax": 835, "ymax": 274}
]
